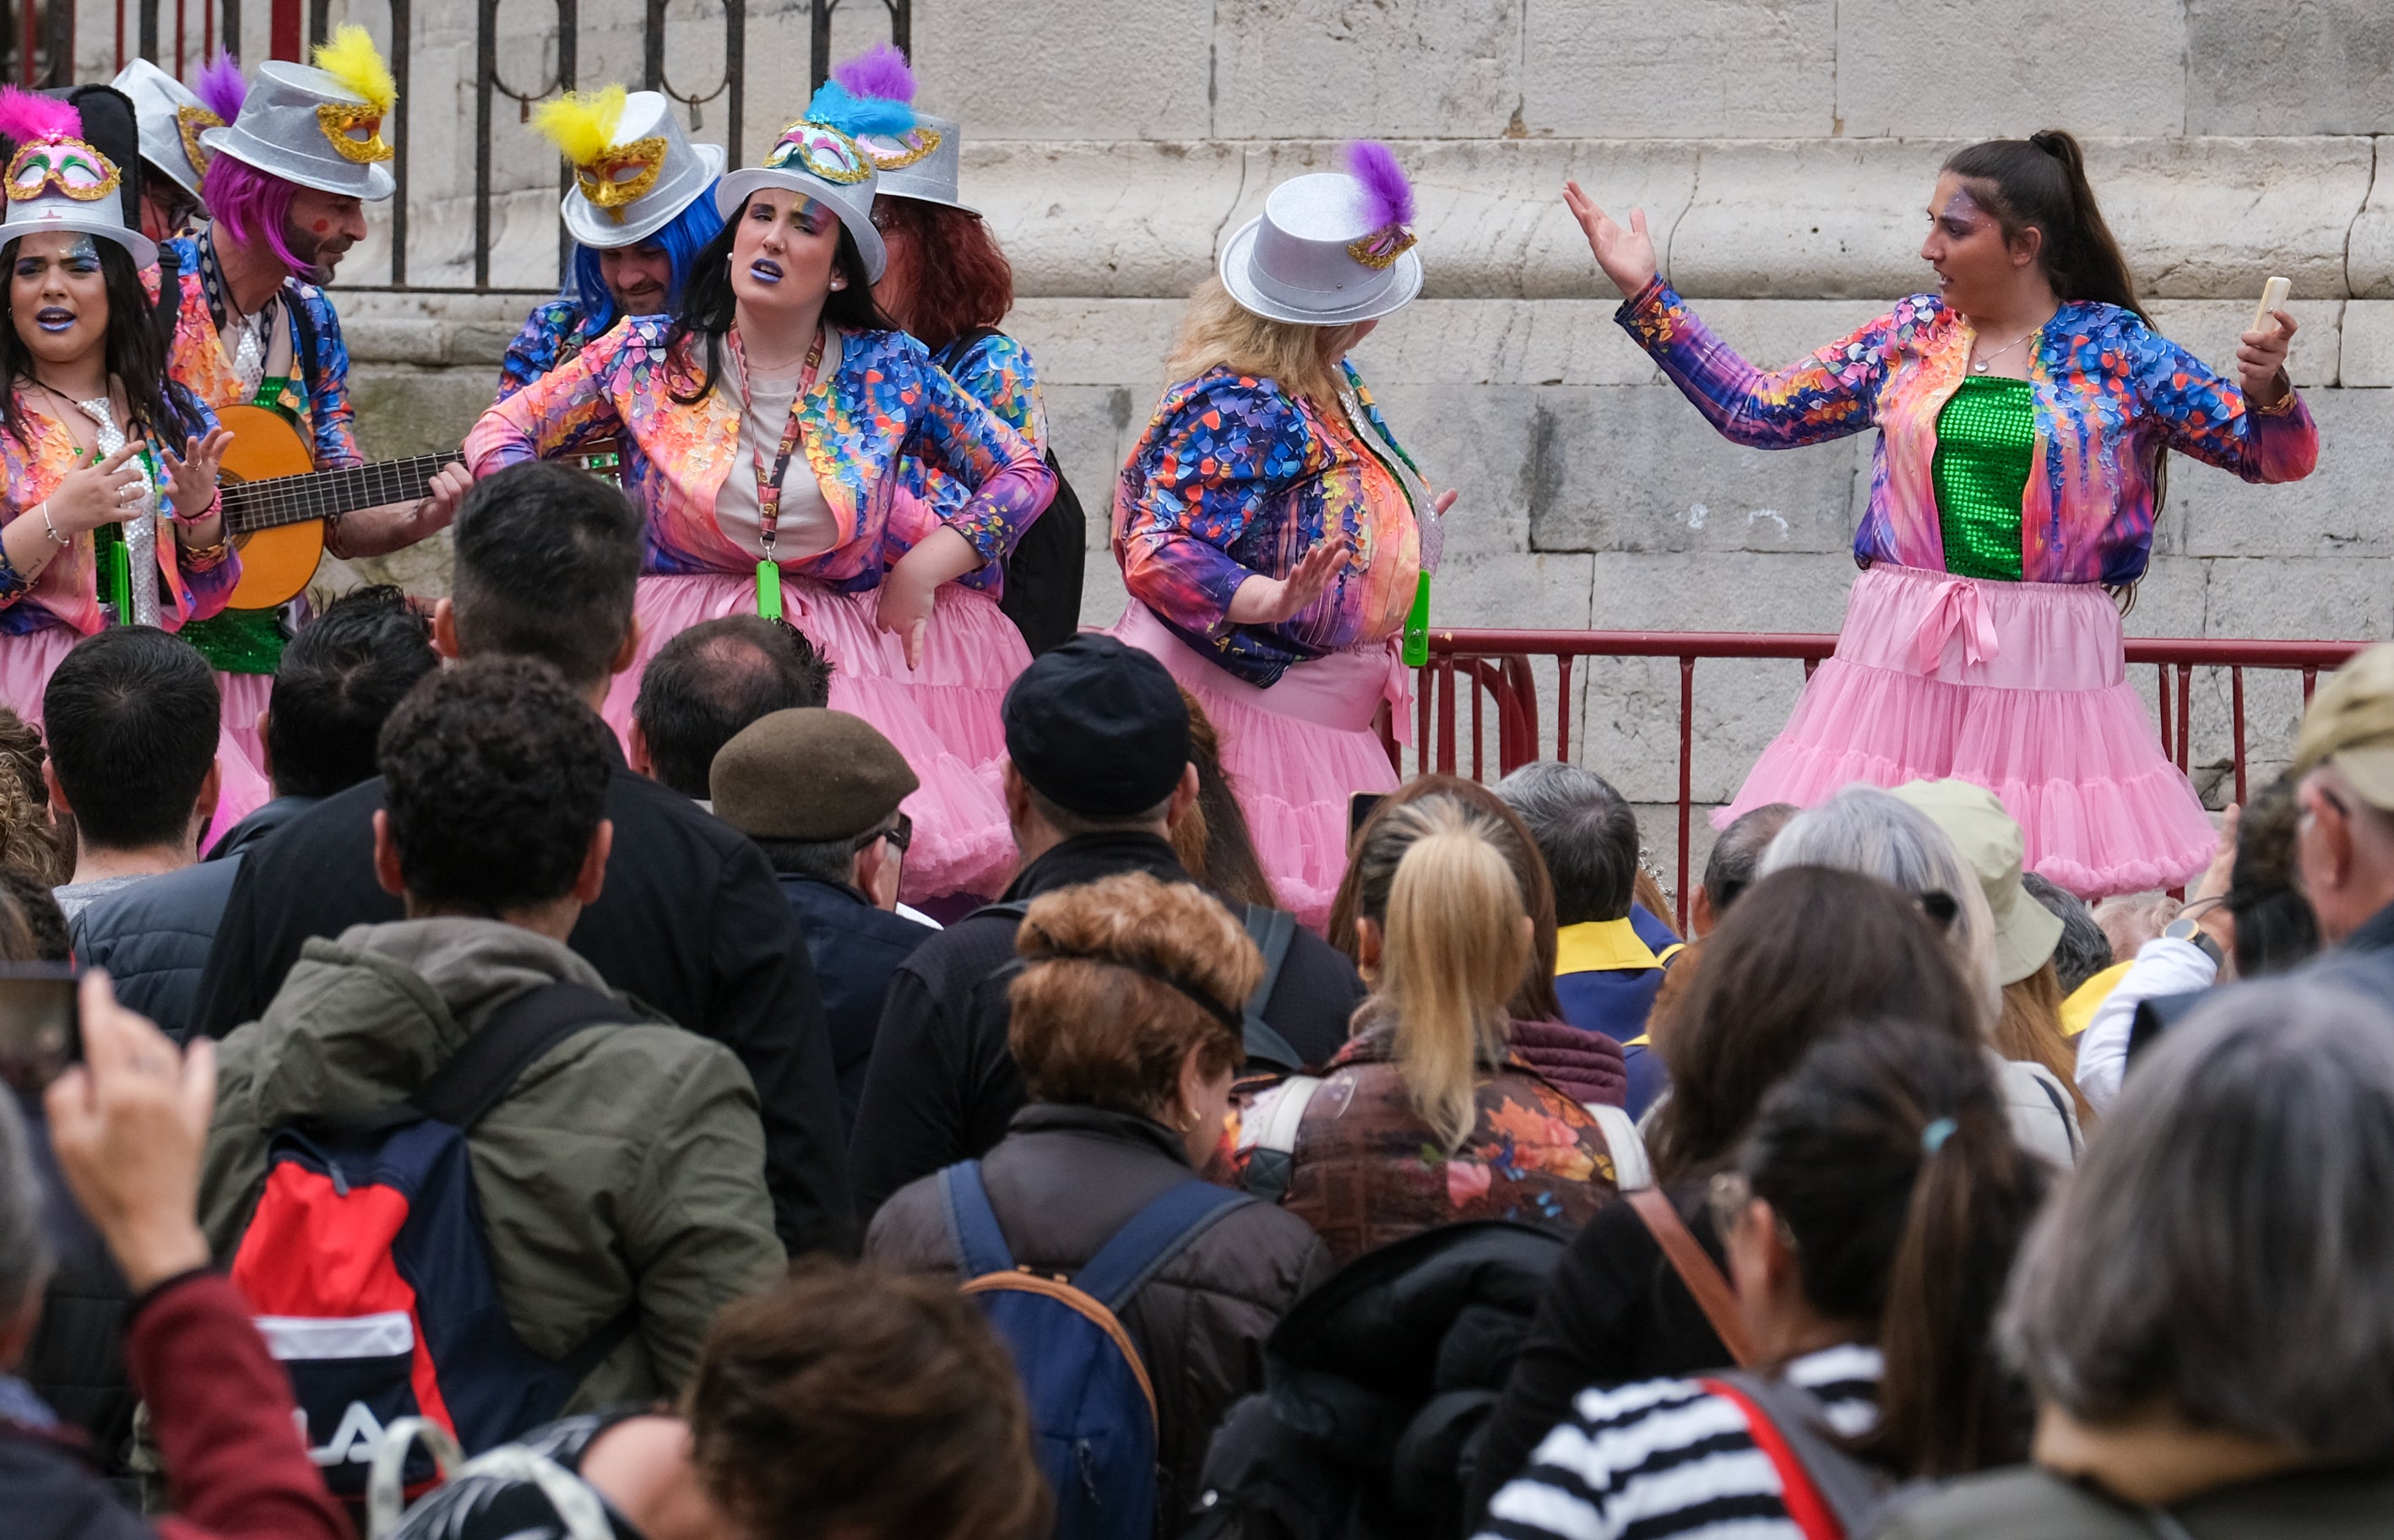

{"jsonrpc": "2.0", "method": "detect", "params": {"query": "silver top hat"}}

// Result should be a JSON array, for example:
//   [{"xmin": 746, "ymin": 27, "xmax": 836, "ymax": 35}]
[
  {"xmin": 1, "ymin": 131, "xmax": 156, "ymax": 268},
  {"xmin": 716, "ymin": 118, "xmax": 885, "ymax": 283},
  {"xmin": 200, "ymin": 60, "xmax": 395, "ymax": 202},
  {"xmin": 1220, "ymin": 171, "xmax": 1424, "ymax": 328},
  {"xmin": 869, "ymin": 111, "xmax": 975, "ymax": 215},
  {"xmin": 111, "ymin": 59, "xmax": 219, "ymax": 200},
  {"xmin": 552, "ymin": 89, "xmax": 726, "ymax": 249}
]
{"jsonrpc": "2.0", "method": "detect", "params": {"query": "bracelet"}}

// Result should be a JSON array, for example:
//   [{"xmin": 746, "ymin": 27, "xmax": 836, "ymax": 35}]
[
  {"xmin": 171, "ymin": 486, "xmax": 222, "ymax": 527},
  {"xmin": 2256, "ymin": 371, "xmax": 2300, "ymax": 417},
  {"xmin": 38, "ymin": 501, "xmax": 68, "ymax": 546}
]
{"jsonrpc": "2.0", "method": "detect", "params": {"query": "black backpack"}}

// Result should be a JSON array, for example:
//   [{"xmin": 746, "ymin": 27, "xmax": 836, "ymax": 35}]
[
  {"xmin": 1184, "ymin": 1222, "xmax": 1566, "ymax": 1540},
  {"xmin": 936, "ymin": 328, "xmax": 1086, "ymax": 656}
]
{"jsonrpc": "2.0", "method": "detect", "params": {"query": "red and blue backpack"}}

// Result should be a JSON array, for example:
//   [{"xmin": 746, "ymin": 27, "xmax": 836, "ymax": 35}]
[{"xmin": 230, "ymin": 982, "xmax": 637, "ymax": 1501}]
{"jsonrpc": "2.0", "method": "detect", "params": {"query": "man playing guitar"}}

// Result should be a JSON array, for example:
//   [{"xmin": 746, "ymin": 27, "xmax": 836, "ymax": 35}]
[{"xmin": 162, "ymin": 30, "xmax": 467, "ymax": 704}]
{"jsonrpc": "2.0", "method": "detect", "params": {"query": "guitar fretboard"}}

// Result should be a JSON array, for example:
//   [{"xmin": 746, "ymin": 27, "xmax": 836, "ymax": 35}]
[{"xmin": 222, "ymin": 453, "xmax": 460, "ymax": 535}]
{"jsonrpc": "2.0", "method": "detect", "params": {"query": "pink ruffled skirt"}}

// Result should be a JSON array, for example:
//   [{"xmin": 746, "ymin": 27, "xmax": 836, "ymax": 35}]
[
  {"xmin": 0, "ymin": 627, "xmax": 271, "ymax": 853},
  {"xmin": 601, "ymin": 573, "xmax": 1024, "ymax": 901},
  {"xmin": 1113, "ymin": 604, "xmax": 1404, "ymax": 930},
  {"xmin": 1719, "ymin": 563, "xmax": 2214, "ymax": 897}
]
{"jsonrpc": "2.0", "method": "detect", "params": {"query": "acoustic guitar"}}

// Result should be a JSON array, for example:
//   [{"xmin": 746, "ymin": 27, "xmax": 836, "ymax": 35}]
[{"xmin": 211, "ymin": 404, "xmax": 624, "ymax": 610}]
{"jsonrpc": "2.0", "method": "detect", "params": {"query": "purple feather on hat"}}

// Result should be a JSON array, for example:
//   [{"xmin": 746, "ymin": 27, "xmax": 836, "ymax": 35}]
[
  {"xmin": 195, "ymin": 54, "xmax": 245, "ymax": 124},
  {"xmin": 832, "ymin": 41, "xmax": 915, "ymax": 106},
  {"xmin": 1345, "ymin": 139, "xmax": 1414, "ymax": 231}
]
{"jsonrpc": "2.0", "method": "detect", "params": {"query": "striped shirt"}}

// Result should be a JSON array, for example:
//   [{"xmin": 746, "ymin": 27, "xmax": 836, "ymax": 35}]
[{"xmin": 1476, "ymin": 1342, "xmax": 1885, "ymax": 1540}]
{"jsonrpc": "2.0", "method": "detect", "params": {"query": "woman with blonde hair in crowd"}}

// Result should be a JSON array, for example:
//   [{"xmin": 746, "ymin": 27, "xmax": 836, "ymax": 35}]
[
  {"xmin": 1233, "ymin": 794, "xmax": 1623, "ymax": 1266},
  {"xmin": 1762, "ymin": 782, "xmax": 2085, "ymax": 1164},
  {"xmin": 1111, "ymin": 144, "xmax": 1456, "ymax": 929},
  {"xmin": 866, "ymin": 870, "xmax": 1330, "ymax": 1518}
]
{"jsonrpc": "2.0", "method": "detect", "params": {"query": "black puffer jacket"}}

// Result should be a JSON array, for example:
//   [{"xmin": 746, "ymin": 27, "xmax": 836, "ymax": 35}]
[{"xmin": 866, "ymin": 1102, "xmax": 1333, "ymax": 1519}]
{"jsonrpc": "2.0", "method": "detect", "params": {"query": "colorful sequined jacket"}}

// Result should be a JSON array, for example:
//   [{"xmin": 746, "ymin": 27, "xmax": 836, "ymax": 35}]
[
  {"xmin": 464, "ymin": 317, "xmax": 1056, "ymax": 592},
  {"xmin": 162, "ymin": 235, "xmax": 361, "ymax": 470},
  {"xmin": 497, "ymin": 296, "xmax": 611, "ymax": 402},
  {"xmin": 888, "ymin": 329, "xmax": 1053, "ymax": 596},
  {"xmin": 0, "ymin": 392, "xmax": 238, "ymax": 637},
  {"xmin": 1617, "ymin": 277, "xmax": 2320, "ymax": 585},
  {"xmin": 1226, "ymin": 1022, "xmax": 1618, "ymax": 1269},
  {"xmin": 1113, "ymin": 361, "xmax": 1423, "ymax": 687}
]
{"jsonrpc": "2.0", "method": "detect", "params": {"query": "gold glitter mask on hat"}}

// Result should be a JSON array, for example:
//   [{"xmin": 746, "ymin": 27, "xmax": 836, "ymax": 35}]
[
  {"xmin": 7, "ymin": 140, "xmax": 122, "ymax": 203},
  {"xmin": 1346, "ymin": 223, "xmax": 1418, "ymax": 272},
  {"xmin": 856, "ymin": 123, "xmax": 941, "ymax": 172},
  {"xmin": 764, "ymin": 122, "xmax": 871, "ymax": 186},
  {"xmin": 175, "ymin": 104, "xmax": 224, "ymax": 182},
  {"xmin": 573, "ymin": 135, "xmax": 668, "ymax": 221},
  {"xmin": 316, "ymin": 102, "xmax": 394, "ymax": 164}
]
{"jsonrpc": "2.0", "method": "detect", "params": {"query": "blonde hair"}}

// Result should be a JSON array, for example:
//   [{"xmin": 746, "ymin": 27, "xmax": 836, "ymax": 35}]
[
  {"xmin": 1165, "ymin": 276, "xmax": 1355, "ymax": 407},
  {"xmin": 1353, "ymin": 797, "xmax": 1532, "ymax": 1148}
]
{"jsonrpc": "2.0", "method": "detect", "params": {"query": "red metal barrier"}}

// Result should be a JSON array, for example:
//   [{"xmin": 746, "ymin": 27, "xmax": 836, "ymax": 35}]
[{"xmin": 1381, "ymin": 630, "xmax": 2372, "ymax": 931}]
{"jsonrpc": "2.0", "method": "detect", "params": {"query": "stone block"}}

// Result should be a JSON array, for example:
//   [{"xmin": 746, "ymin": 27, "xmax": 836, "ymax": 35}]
[
  {"xmin": 2092, "ymin": 138, "xmax": 2372, "ymax": 302},
  {"xmin": 1529, "ymin": 388, "xmax": 1862, "ymax": 557},
  {"xmin": 1362, "ymin": 384, "xmax": 1543, "ymax": 554},
  {"xmin": 1213, "ymin": 0, "xmax": 1523, "ymax": 140},
  {"xmin": 1520, "ymin": 0, "xmax": 1837, "ymax": 139},
  {"xmin": 1588, "ymin": 550, "xmax": 1859, "ymax": 632},
  {"xmin": 2120, "ymin": 557, "xmax": 2210, "ymax": 641},
  {"xmin": 350, "ymin": 366, "xmax": 496, "ymax": 461},
  {"xmin": 974, "ymin": 140, "xmax": 1241, "ymax": 300},
  {"xmin": 2339, "ymin": 302, "xmax": 2394, "ymax": 384},
  {"xmin": 2142, "ymin": 299, "xmax": 2342, "ymax": 390},
  {"xmin": 2201, "ymin": 555, "xmax": 2394, "ymax": 638},
  {"xmin": 2174, "ymin": 388, "xmax": 2394, "ymax": 559},
  {"xmin": 2187, "ymin": 0, "xmax": 2394, "ymax": 135},
  {"xmin": 1669, "ymin": 138, "xmax": 1953, "ymax": 299},
  {"xmin": 912, "ymin": 0, "xmax": 1214, "ymax": 139},
  {"xmin": 1006, "ymin": 301, "xmax": 1184, "ymax": 389},
  {"xmin": 1836, "ymin": 0, "xmax": 2186, "ymax": 138}
]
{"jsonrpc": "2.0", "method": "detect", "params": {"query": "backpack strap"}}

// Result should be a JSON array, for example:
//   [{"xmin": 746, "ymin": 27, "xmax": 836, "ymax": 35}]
[
  {"xmin": 1239, "ymin": 903, "xmax": 1304, "ymax": 1071},
  {"xmin": 1583, "ymin": 1101, "xmax": 1653, "ymax": 1190},
  {"xmin": 1239, "ymin": 1075, "xmax": 1322, "ymax": 1203},
  {"xmin": 939, "ymin": 1160, "xmax": 1018, "ymax": 1278},
  {"xmin": 1072, "ymin": 1178, "xmax": 1253, "ymax": 1315},
  {"xmin": 410, "ymin": 981, "xmax": 627, "ymax": 1131},
  {"xmin": 1626, "ymin": 1186, "xmax": 1757, "ymax": 1367},
  {"xmin": 936, "ymin": 326, "xmax": 1006, "ymax": 373},
  {"xmin": 1699, "ymin": 1370, "xmax": 1894, "ymax": 1540},
  {"xmin": 151, "ymin": 241, "xmax": 183, "ymax": 339}
]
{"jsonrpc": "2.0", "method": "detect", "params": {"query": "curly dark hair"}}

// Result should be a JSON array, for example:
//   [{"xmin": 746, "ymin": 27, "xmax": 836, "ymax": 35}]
[
  {"xmin": 377, "ymin": 656, "xmax": 613, "ymax": 915},
  {"xmin": 267, "ymin": 585, "xmax": 438, "ymax": 800}
]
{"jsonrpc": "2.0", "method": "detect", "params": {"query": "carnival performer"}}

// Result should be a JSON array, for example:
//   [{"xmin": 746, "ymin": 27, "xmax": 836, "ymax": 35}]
[
  {"xmin": 1569, "ymin": 130, "xmax": 2317, "ymax": 896},
  {"xmin": 844, "ymin": 43, "xmax": 1079, "ymax": 659},
  {"xmin": 110, "ymin": 55, "xmax": 242, "ymax": 245},
  {"xmin": 464, "ymin": 84, "xmax": 1056, "ymax": 903},
  {"xmin": 1112, "ymin": 144, "xmax": 1458, "ymax": 929},
  {"xmin": 0, "ymin": 90, "xmax": 263, "ymax": 822},
  {"xmin": 165, "ymin": 29, "xmax": 470, "ymax": 775},
  {"xmin": 499, "ymin": 83, "xmax": 725, "ymax": 399}
]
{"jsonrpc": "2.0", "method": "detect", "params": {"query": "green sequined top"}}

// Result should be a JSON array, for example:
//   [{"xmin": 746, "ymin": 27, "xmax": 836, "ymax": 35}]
[{"xmin": 1931, "ymin": 375, "xmax": 2036, "ymax": 582}]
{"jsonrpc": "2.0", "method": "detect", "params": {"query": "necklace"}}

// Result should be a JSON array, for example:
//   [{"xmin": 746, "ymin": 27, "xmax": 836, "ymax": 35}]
[{"xmin": 1969, "ymin": 322, "xmax": 2047, "ymax": 376}]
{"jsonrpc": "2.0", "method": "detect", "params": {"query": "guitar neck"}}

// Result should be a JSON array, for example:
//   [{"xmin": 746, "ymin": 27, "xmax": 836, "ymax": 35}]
[{"xmin": 222, "ymin": 453, "xmax": 460, "ymax": 535}]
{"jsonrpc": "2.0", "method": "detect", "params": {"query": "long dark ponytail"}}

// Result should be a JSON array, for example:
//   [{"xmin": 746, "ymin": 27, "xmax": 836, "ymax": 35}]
[
  {"xmin": 1942, "ymin": 129, "xmax": 2165, "ymax": 583},
  {"xmin": 1738, "ymin": 1020, "xmax": 2049, "ymax": 1478},
  {"xmin": 667, "ymin": 194, "xmax": 894, "ymax": 407},
  {"xmin": 0, "ymin": 235, "xmax": 204, "ymax": 453}
]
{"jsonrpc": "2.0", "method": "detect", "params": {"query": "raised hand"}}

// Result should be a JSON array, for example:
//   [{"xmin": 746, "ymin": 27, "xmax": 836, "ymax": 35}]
[
  {"xmin": 1562, "ymin": 181, "xmax": 1659, "ymax": 300},
  {"xmin": 2236, "ymin": 310, "xmax": 2298, "ymax": 409},
  {"xmin": 1230, "ymin": 540, "xmax": 1349, "ymax": 626},
  {"xmin": 158, "ymin": 426, "xmax": 234, "ymax": 519},
  {"xmin": 46, "ymin": 442, "xmax": 147, "ymax": 535}
]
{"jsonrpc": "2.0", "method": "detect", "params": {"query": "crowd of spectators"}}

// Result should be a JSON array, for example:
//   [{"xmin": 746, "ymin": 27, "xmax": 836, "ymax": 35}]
[{"xmin": 3, "ymin": 459, "xmax": 2391, "ymax": 1539}]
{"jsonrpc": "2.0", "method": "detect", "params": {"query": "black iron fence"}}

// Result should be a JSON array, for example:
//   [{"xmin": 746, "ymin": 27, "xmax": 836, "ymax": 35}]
[{"xmin": 54, "ymin": 0, "xmax": 907, "ymax": 290}]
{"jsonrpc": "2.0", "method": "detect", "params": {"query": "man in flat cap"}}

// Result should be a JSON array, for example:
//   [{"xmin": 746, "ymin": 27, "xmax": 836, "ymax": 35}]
[
  {"xmin": 714, "ymin": 709, "xmax": 933, "ymax": 1135},
  {"xmin": 848, "ymin": 634, "xmax": 1363, "ymax": 1228},
  {"xmin": 2294, "ymin": 644, "xmax": 2394, "ymax": 976}
]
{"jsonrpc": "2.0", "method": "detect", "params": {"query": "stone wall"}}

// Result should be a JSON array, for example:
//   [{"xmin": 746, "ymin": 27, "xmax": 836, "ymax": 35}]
[{"xmin": 105, "ymin": 0, "xmax": 2394, "ymax": 893}]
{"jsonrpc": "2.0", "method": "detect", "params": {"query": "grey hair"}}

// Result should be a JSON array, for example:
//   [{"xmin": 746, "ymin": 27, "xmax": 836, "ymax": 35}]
[
  {"xmin": 2000, "ymin": 979, "xmax": 2394, "ymax": 1461},
  {"xmin": 1494, "ymin": 761, "xmax": 1637, "ymax": 925},
  {"xmin": 2022, "ymin": 872, "xmax": 2113, "ymax": 995},
  {"xmin": 1761, "ymin": 785, "xmax": 2003, "ymax": 1028},
  {"xmin": 0, "ymin": 1092, "xmax": 50, "ymax": 1322}
]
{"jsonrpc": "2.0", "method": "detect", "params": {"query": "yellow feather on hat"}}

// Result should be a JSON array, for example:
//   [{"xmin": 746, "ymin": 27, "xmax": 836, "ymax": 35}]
[
  {"xmin": 312, "ymin": 24, "xmax": 396, "ymax": 116},
  {"xmin": 529, "ymin": 85, "xmax": 628, "ymax": 169}
]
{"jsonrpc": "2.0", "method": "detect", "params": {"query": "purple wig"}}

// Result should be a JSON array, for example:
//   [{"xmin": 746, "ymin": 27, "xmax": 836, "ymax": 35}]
[{"xmin": 201, "ymin": 151, "xmax": 309, "ymax": 275}]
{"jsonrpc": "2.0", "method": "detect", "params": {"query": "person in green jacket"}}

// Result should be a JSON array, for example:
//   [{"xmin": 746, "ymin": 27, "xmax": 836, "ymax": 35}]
[{"xmin": 198, "ymin": 655, "xmax": 784, "ymax": 1424}]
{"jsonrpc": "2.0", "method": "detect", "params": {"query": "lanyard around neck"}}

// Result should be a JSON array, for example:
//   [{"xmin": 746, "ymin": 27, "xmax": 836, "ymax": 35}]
[{"xmin": 742, "ymin": 327, "xmax": 828, "ymax": 562}]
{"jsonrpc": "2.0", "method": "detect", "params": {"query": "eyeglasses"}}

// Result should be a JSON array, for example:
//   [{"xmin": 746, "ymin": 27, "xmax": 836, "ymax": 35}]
[{"xmin": 856, "ymin": 811, "xmax": 912, "ymax": 856}]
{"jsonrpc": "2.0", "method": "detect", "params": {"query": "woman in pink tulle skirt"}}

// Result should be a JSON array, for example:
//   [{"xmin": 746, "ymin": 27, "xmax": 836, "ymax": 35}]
[
  {"xmin": 0, "ymin": 94, "xmax": 268, "ymax": 846},
  {"xmin": 1113, "ymin": 144, "xmax": 1452, "ymax": 930},
  {"xmin": 1568, "ymin": 129, "xmax": 2319, "ymax": 896},
  {"xmin": 464, "ymin": 84, "xmax": 1053, "ymax": 902}
]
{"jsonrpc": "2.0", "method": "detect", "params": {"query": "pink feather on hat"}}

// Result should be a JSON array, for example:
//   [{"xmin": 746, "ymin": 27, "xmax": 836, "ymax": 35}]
[
  {"xmin": 195, "ymin": 54, "xmax": 245, "ymax": 124},
  {"xmin": 0, "ymin": 87, "xmax": 81, "ymax": 148},
  {"xmin": 1345, "ymin": 139, "xmax": 1414, "ymax": 232},
  {"xmin": 832, "ymin": 41, "xmax": 916, "ymax": 105}
]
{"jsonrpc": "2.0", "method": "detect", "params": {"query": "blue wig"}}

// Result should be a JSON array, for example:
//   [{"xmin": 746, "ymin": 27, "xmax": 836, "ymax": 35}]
[{"xmin": 570, "ymin": 182, "xmax": 725, "ymax": 333}]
